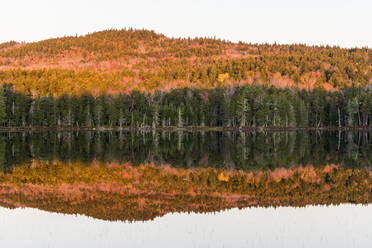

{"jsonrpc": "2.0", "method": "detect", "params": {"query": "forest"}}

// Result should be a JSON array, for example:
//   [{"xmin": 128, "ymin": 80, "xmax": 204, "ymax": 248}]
[
  {"xmin": 0, "ymin": 29, "xmax": 371, "ymax": 129},
  {"xmin": 0, "ymin": 29, "xmax": 371, "ymax": 96},
  {"xmin": 0, "ymin": 83, "xmax": 372, "ymax": 128}
]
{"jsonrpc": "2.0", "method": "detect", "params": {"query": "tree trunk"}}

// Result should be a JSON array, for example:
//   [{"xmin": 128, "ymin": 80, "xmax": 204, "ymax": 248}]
[{"xmin": 338, "ymin": 107, "xmax": 341, "ymax": 128}]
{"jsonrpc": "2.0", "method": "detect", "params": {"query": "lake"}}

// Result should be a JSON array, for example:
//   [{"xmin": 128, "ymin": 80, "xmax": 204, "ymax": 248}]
[
  {"xmin": 1, "ymin": 204, "xmax": 372, "ymax": 248},
  {"xmin": 1, "ymin": 130, "xmax": 372, "ymax": 170},
  {"xmin": 0, "ymin": 130, "xmax": 371, "ymax": 247}
]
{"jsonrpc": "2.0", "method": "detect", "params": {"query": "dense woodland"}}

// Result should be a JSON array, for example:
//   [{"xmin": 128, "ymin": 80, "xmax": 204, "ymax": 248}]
[
  {"xmin": 0, "ymin": 29, "xmax": 371, "ymax": 128},
  {"xmin": 0, "ymin": 29, "xmax": 371, "ymax": 96},
  {"xmin": 1, "ymin": 83, "xmax": 372, "ymax": 128}
]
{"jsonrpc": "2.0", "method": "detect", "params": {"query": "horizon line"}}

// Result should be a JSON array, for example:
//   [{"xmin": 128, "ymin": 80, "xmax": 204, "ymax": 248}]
[{"xmin": 1, "ymin": 28, "xmax": 371, "ymax": 50}]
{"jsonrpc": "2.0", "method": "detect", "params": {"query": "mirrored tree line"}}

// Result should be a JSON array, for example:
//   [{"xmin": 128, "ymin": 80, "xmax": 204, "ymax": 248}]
[{"xmin": 1, "ymin": 131, "xmax": 372, "ymax": 171}]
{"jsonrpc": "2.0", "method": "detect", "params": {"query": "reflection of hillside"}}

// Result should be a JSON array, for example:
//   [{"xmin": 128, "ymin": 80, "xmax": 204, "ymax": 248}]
[{"xmin": 0, "ymin": 161, "xmax": 370, "ymax": 222}]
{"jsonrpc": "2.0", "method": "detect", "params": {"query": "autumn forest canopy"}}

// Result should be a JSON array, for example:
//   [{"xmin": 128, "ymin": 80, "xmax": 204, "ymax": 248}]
[
  {"xmin": 0, "ymin": 29, "xmax": 371, "ymax": 95},
  {"xmin": 0, "ymin": 29, "xmax": 371, "ymax": 128}
]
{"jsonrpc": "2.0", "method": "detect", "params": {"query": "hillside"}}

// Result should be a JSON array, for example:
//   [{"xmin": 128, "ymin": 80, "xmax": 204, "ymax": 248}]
[{"xmin": 0, "ymin": 29, "xmax": 371, "ymax": 97}]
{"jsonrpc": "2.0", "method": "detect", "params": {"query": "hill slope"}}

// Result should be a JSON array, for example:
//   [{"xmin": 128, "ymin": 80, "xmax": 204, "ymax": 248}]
[{"xmin": 0, "ymin": 29, "xmax": 371, "ymax": 96}]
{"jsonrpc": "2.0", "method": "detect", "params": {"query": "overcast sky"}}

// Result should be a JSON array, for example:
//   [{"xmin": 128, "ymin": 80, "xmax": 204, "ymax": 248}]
[{"xmin": 1, "ymin": 0, "xmax": 371, "ymax": 47}]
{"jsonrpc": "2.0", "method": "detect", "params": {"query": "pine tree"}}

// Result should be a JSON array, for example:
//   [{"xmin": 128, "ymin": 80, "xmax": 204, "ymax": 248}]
[
  {"xmin": 347, "ymin": 97, "xmax": 359, "ymax": 126},
  {"xmin": 235, "ymin": 89, "xmax": 248, "ymax": 127}
]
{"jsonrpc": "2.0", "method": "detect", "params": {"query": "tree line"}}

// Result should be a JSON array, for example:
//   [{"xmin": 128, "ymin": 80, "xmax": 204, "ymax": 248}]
[{"xmin": 1, "ymin": 83, "xmax": 372, "ymax": 128}]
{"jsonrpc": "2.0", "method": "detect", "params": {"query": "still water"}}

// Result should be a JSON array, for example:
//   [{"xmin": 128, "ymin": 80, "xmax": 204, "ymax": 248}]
[
  {"xmin": 1, "ymin": 204, "xmax": 371, "ymax": 248},
  {"xmin": 1, "ymin": 131, "xmax": 372, "ymax": 247},
  {"xmin": 1, "ymin": 130, "xmax": 372, "ymax": 170}
]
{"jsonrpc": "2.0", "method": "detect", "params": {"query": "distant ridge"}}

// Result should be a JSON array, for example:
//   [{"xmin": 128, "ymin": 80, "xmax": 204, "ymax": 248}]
[{"xmin": 0, "ymin": 29, "xmax": 371, "ymax": 96}]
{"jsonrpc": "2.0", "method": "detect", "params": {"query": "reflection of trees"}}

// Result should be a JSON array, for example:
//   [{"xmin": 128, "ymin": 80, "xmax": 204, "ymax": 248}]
[
  {"xmin": 2, "ymin": 131, "xmax": 372, "ymax": 171},
  {"xmin": 0, "ymin": 137, "xmax": 6, "ymax": 172}
]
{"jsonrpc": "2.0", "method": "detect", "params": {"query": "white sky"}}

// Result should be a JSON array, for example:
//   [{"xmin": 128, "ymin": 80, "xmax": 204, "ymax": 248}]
[{"xmin": 1, "ymin": 0, "xmax": 371, "ymax": 48}]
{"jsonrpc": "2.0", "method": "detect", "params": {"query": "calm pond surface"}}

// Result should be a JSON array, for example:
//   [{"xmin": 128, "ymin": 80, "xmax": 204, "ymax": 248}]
[
  {"xmin": 1, "ymin": 130, "xmax": 372, "ymax": 247},
  {"xmin": 1, "ymin": 130, "xmax": 372, "ymax": 170},
  {"xmin": 1, "ymin": 204, "xmax": 372, "ymax": 248}
]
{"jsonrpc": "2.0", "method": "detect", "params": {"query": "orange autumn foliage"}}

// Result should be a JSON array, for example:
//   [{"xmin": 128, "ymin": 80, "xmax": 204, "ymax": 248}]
[{"xmin": 0, "ymin": 29, "xmax": 370, "ymax": 96}]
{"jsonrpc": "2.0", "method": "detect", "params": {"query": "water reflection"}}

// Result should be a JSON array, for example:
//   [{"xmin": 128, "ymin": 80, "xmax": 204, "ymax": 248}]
[
  {"xmin": 1, "ymin": 131, "xmax": 371, "ymax": 235},
  {"xmin": 1, "ymin": 131, "xmax": 372, "ymax": 171},
  {"xmin": 1, "ymin": 162, "xmax": 370, "ymax": 221},
  {"xmin": 1, "ymin": 205, "xmax": 371, "ymax": 248}
]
